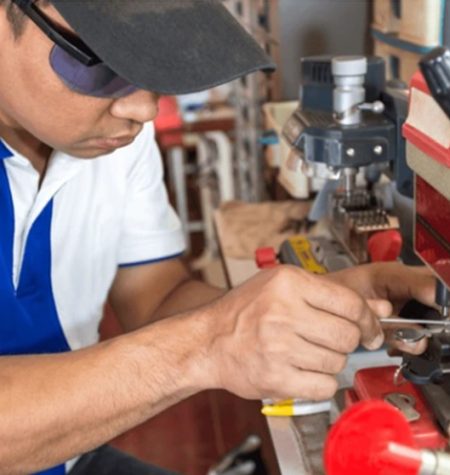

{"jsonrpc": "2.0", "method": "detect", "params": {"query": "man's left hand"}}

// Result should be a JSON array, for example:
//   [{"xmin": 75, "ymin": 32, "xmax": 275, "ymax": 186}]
[
  {"xmin": 326, "ymin": 262, "xmax": 436, "ymax": 354},
  {"xmin": 326, "ymin": 262, "xmax": 436, "ymax": 313}
]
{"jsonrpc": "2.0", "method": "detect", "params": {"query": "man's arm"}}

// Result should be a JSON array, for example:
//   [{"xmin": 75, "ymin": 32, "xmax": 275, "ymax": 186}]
[
  {"xmin": 108, "ymin": 258, "xmax": 225, "ymax": 331},
  {"xmin": 0, "ymin": 308, "xmax": 210, "ymax": 475},
  {"xmin": 1, "ymin": 265, "xmax": 386, "ymax": 474}
]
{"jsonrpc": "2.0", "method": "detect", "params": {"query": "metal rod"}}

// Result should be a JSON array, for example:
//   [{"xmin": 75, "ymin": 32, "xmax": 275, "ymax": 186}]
[{"xmin": 380, "ymin": 318, "xmax": 450, "ymax": 327}]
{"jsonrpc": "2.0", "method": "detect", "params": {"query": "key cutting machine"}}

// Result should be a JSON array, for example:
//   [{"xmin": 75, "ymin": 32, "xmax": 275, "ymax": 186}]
[
  {"xmin": 338, "ymin": 48, "xmax": 450, "ymax": 460},
  {"xmin": 321, "ymin": 50, "xmax": 450, "ymax": 475},
  {"xmin": 395, "ymin": 47, "xmax": 450, "ymax": 438},
  {"xmin": 256, "ymin": 55, "xmax": 409, "ymax": 273}
]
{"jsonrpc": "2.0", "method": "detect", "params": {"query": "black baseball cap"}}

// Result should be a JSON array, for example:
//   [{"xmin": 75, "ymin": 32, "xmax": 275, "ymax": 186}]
[{"xmin": 50, "ymin": 0, "xmax": 276, "ymax": 95}]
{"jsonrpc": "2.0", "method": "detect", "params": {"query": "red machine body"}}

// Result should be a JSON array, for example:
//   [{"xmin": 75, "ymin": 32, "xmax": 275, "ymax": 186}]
[
  {"xmin": 344, "ymin": 367, "xmax": 448, "ymax": 450},
  {"xmin": 402, "ymin": 72, "xmax": 450, "ymax": 289},
  {"xmin": 415, "ymin": 176, "xmax": 450, "ymax": 286}
]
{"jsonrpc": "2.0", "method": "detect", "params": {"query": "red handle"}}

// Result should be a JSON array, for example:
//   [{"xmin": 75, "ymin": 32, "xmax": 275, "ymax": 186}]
[{"xmin": 324, "ymin": 400, "xmax": 421, "ymax": 475}]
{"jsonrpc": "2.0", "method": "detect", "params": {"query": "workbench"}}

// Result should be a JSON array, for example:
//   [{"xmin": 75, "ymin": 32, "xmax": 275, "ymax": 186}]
[{"xmin": 214, "ymin": 204, "xmax": 400, "ymax": 475}]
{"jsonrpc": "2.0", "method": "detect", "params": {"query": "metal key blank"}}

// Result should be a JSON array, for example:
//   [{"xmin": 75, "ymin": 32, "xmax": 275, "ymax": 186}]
[{"xmin": 384, "ymin": 392, "xmax": 421, "ymax": 422}]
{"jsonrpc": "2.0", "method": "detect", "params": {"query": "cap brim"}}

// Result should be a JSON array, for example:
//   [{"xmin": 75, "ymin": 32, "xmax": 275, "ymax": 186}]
[{"xmin": 50, "ymin": 0, "xmax": 276, "ymax": 95}]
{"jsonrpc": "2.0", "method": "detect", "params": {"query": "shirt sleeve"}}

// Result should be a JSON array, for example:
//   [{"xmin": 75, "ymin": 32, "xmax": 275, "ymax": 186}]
[{"xmin": 117, "ymin": 123, "xmax": 185, "ymax": 266}]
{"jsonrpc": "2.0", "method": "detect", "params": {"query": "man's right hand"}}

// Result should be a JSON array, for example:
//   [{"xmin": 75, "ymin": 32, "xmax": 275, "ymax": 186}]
[
  {"xmin": 0, "ymin": 265, "xmax": 388, "ymax": 473},
  {"xmin": 200, "ymin": 266, "xmax": 388, "ymax": 401}
]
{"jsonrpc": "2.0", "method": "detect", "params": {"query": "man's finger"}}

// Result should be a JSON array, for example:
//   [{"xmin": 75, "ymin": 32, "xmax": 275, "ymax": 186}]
[
  {"xmin": 374, "ymin": 263, "xmax": 437, "ymax": 308},
  {"xmin": 292, "ymin": 308, "xmax": 364, "ymax": 354},
  {"xmin": 301, "ymin": 276, "xmax": 384, "ymax": 350},
  {"xmin": 287, "ymin": 335, "xmax": 348, "ymax": 374},
  {"xmin": 264, "ymin": 368, "xmax": 338, "ymax": 401},
  {"xmin": 406, "ymin": 266, "xmax": 437, "ymax": 308}
]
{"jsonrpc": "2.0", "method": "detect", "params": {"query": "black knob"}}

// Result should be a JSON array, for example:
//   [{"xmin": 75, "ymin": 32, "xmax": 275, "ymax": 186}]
[{"xmin": 419, "ymin": 47, "xmax": 450, "ymax": 119}]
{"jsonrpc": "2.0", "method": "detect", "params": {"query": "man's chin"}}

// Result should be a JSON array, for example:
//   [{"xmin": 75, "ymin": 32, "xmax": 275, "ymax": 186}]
[{"xmin": 62, "ymin": 146, "xmax": 118, "ymax": 159}]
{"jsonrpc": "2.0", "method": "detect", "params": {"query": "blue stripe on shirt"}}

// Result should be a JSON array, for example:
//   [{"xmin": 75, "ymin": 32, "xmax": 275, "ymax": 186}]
[
  {"xmin": 0, "ymin": 143, "xmax": 69, "ymax": 474},
  {"xmin": 118, "ymin": 251, "xmax": 183, "ymax": 268}
]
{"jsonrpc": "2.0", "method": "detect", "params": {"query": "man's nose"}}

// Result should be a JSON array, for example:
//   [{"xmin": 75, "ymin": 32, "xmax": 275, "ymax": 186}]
[{"xmin": 110, "ymin": 89, "xmax": 159, "ymax": 124}]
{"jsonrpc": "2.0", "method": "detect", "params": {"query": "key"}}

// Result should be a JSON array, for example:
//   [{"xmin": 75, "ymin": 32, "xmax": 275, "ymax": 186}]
[{"xmin": 384, "ymin": 392, "xmax": 420, "ymax": 422}]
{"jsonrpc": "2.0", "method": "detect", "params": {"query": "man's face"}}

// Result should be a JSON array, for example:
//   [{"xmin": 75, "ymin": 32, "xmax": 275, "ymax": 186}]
[{"xmin": 0, "ymin": 2, "xmax": 160, "ymax": 158}]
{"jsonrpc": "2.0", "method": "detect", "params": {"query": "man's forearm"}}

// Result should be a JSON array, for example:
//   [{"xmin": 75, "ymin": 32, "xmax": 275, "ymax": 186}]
[
  {"xmin": 152, "ymin": 279, "xmax": 226, "ymax": 320},
  {"xmin": 0, "ymin": 311, "xmax": 212, "ymax": 475},
  {"xmin": 109, "ymin": 259, "xmax": 227, "ymax": 332}
]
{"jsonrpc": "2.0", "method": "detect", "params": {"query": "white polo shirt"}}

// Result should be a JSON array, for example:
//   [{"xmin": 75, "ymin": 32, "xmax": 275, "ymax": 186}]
[{"xmin": 0, "ymin": 122, "xmax": 185, "ymax": 357}]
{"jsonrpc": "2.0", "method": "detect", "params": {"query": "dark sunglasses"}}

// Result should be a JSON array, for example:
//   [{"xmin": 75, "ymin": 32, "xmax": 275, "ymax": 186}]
[{"xmin": 12, "ymin": 0, "xmax": 138, "ymax": 98}]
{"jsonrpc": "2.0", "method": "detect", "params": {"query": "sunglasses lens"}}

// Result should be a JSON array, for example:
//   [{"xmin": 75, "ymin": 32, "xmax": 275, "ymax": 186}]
[{"xmin": 49, "ymin": 46, "xmax": 138, "ymax": 98}]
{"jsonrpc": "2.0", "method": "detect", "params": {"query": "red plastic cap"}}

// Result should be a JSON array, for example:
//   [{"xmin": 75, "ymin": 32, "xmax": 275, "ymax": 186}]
[
  {"xmin": 368, "ymin": 230, "xmax": 403, "ymax": 262},
  {"xmin": 255, "ymin": 247, "xmax": 277, "ymax": 269},
  {"xmin": 154, "ymin": 96, "xmax": 183, "ymax": 132},
  {"xmin": 324, "ymin": 400, "xmax": 420, "ymax": 475},
  {"xmin": 154, "ymin": 96, "xmax": 184, "ymax": 148}
]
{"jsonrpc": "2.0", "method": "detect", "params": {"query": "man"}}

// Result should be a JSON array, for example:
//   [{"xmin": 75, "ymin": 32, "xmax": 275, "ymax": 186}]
[{"xmin": 0, "ymin": 1, "xmax": 435, "ymax": 474}]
